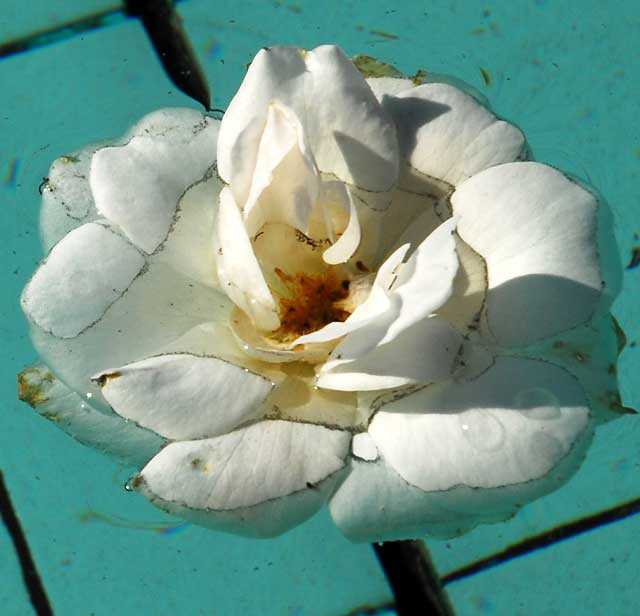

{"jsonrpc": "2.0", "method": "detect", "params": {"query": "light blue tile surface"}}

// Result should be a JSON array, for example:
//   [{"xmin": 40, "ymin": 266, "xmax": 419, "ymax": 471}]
[{"xmin": 2, "ymin": 1, "xmax": 639, "ymax": 614}]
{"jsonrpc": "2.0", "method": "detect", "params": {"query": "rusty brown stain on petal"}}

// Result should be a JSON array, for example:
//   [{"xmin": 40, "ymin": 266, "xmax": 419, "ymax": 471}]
[
  {"xmin": 18, "ymin": 372, "xmax": 50, "ymax": 407},
  {"xmin": 95, "ymin": 371, "xmax": 122, "ymax": 387},
  {"xmin": 17, "ymin": 366, "xmax": 54, "ymax": 408}
]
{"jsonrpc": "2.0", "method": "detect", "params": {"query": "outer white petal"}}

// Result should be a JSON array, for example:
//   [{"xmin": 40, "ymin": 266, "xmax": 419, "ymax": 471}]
[
  {"xmin": 526, "ymin": 314, "xmax": 632, "ymax": 425},
  {"xmin": 153, "ymin": 173, "xmax": 222, "ymax": 289},
  {"xmin": 317, "ymin": 315, "xmax": 462, "ymax": 391},
  {"xmin": 19, "ymin": 363, "xmax": 164, "ymax": 467},
  {"xmin": 135, "ymin": 420, "xmax": 351, "ymax": 537},
  {"xmin": 28, "ymin": 259, "xmax": 226, "ymax": 410},
  {"xmin": 40, "ymin": 144, "xmax": 107, "ymax": 251},
  {"xmin": 329, "ymin": 457, "xmax": 495, "ymax": 542},
  {"xmin": 242, "ymin": 102, "xmax": 320, "ymax": 235},
  {"xmin": 94, "ymin": 353, "xmax": 274, "ymax": 440},
  {"xmin": 21, "ymin": 223, "xmax": 145, "ymax": 339},
  {"xmin": 91, "ymin": 109, "xmax": 219, "ymax": 254},
  {"xmin": 216, "ymin": 187, "xmax": 279, "ymax": 331},
  {"xmin": 218, "ymin": 45, "xmax": 398, "ymax": 192},
  {"xmin": 366, "ymin": 77, "xmax": 414, "ymax": 102},
  {"xmin": 369, "ymin": 356, "xmax": 592, "ymax": 492},
  {"xmin": 217, "ymin": 46, "xmax": 307, "ymax": 205},
  {"xmin": 385, "ymin": 82, "xmax": 524, "ymax": 185},
  {"xmin": 329, "ymin": 447, "xmax": 588, "ymax": 543},
  {"xmin": 452, "ymin": 162, "xmax": 602, "ymax": 346},
  {"xmin": 303, "ymin": 45, "xmax": 398, "ymax": 191}
]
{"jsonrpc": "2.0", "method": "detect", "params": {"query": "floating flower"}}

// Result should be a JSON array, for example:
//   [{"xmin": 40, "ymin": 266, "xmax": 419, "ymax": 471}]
[{"xmin": 19, "ymin": 45, "xmax": 630, "ymax": 541}]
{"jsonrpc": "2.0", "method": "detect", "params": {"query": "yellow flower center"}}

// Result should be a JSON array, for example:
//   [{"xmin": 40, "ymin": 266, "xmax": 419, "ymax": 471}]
[{"xmin": 271, "ymin": 267, "xmax": 351, "ymax": 342}]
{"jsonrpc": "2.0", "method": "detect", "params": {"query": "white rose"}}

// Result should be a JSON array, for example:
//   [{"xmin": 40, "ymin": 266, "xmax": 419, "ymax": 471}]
[{"xmin": 19, "ymin": 45, "xmax": 629, "ymax": 542}]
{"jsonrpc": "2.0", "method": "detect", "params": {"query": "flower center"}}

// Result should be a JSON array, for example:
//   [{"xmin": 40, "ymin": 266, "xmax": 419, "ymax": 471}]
[{"xmin": 270, "ymin": 267, "xmax": 351, "ymax": 342}]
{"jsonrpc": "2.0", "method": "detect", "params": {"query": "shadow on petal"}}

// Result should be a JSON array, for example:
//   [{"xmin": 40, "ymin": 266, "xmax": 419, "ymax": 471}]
[
  {"xmin": 486, "ymin": 273, "xmax": 601, "ymax": 347},
  {"xmin": 378, "ymin": 96, "xmax": 451, "ymax": 161}
]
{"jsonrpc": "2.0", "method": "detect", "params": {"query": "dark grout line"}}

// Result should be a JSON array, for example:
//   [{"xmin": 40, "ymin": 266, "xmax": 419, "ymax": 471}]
[
  {"xmin": 0, "ymin": 470, "xmax": 54, "ymax": 616},
  {"xmin": 339, "ymin": 600, "xmax": 395, "ymax": 616},
  {"xmin": 0, "ymin": 6, "xmax": 123, "ymax": 59},
  {"xmin": 441, "ymin": 495, "xmax": 640, "ymax": 585},
  {"xmin": 0, "ymin": 1, "xmax": 187, "ymax": 60},
  {"xmin": 373, "ymin": 540, "xmax": 456, "ymax": 615}
]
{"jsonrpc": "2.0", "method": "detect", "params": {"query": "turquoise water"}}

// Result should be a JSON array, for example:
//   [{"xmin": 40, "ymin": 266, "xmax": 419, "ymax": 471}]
[{"xmin": 1, "ymin": 1, "xmax": 638, "ymax": 614}]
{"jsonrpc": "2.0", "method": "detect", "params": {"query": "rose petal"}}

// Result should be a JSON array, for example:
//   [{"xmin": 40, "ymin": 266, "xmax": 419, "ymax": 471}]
[
  {"xmin": 312, "ymin": 218, "xmax": 461, "ymax": 390},
  {"xmin": 136, "ymin": 420, "xmax": 351, "ymax": 537},
  {"xmin": 21, "ymin": 223, "xmax": 145, "ymax": 339},
  {"xmin": 385, "ymin": 82, "xmax": 524, "ymax": 185},
  {"xmin": 311, "ymin": 212, "xmax": 455, "ymax": 348},
  {"xmin": 216, "ymin": 187, "xmax": 280, "ymax": 331},
  {"xmin": 242, "ymin": 102, "xmax": 320, "ymax": 236},
  {"xmin": 316, "ymin": 315, "xmax": 462, "ymax": 391},
  {"xmin": 28, "ymin": 259, "xmax": 226, "ymax": 409},
  {"xmin": 322, "ymin": 182, "xmax": 362, "ymax": 265},
  {"xmin": 529, "ymin": 314, "xmax": 632, "ymax": 424},
  {"xmin": 381, "ymin": 216, "xmax": 458, "ymax": 344},
  {"xmin": 292, "ymin": 243, "xmax": 409, "ymax": 347},
  {"xmin": 91, "ymin": 109, "xmax": 219, "ymax": 254},
  {"xmin": 94, "ymin": 354, "xmax": 275, "ymax": 440},
  {"xmin": 351, "ymin": 432, "xmax": 378, "ymax": 461},
  {"xmin": 218, "ymin": 45, "xmax": 398, "ymax": 192},
  {"xmin": 153, "ymin": 174, "xmax": 222, "ymax": 289},
  {"xmin": 452, "ymin": 162, "xmax": 603, "ymax": 346},
  {"xmin": 18, "ymin": 363, "xmax": 164, "ymax": 467},
  {"xmin": 369, "ymin": 356, "xmax": 592, "ymax": 492},
  {"xmin": 329, "ymin": 451, "xmax": 586, "ymax": 542},
  {"xmin": 366, "ymin": 76, "xmax": 414, "ymax": 102},
  {"xmin": 40, "ymin": 144, "xmax": 106, "ymax": 251}
]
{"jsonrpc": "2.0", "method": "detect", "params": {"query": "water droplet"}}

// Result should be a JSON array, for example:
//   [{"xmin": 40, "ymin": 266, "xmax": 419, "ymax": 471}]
[
  {"xmin": 513, "ymin": 387, "xmax": 561, "ymax": 420},
  {"xmin": 457, "ymin": 410, "xmax": 505, "ymax": 452},
  {"xmin": 124, "ymin": 481, "xmax": 133, "ymax": 492},
  {"xmin": 80, "ymin": 403, "xmax": 87, "ymax": 409},
  {"xmin": 85, "ymin": 392, "xmax": 92, "ymax": 399}
]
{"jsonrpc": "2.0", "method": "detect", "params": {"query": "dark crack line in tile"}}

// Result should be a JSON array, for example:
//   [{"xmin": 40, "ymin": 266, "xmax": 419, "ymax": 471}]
[
  {"xmin": 339, "ymin": 599, "xmax": 395, "ymax": 615},
  {"xmin": 0, "ymin": 470, "xmax": 54, "ymax": 616},
  {"xmin": 0, "ymin": 1, "xmax": 186, "ymax": 60},
  {"xmin": 441, "ymin": 495, "xmax": 640, "ymax": 585},
  {"xmin": 373, "ymin": 540, "xmax": 456, "ymax": 615}
]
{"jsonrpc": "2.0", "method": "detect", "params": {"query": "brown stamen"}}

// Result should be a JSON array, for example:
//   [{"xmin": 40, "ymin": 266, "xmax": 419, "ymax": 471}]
[{"xmin": 272, "ymin": 268, "xmax": 351, "ymax": 341}]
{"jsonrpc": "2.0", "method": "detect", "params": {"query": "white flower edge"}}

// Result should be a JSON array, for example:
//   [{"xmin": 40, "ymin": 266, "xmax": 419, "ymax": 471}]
[
  {"xmin": 329, "ymin": 355, "xmax": 594, "ymax": 542},
  {"xmin": 217, "ymin": 45, "xmax": 399, "ymax": 196},
  {"xmin": 21, "ymin": 45, "xmax": 632, "ymax": 532},
  {"xmin": 18, "ymin": 363, "xmax": 164, "ymax": 468},
  {"xmin": 133, "ymin": 420, "xmax": 352, "ymax": 538}
]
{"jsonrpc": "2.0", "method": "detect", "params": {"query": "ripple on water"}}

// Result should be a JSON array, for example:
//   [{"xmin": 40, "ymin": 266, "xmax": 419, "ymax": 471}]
[
  {"xmin": 513, "ymin": 387, "xmax": 561, "ymax": 420},
  {"xmin": 457, "ymin": 409, "xmax": 506, "ymax": 452}
]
